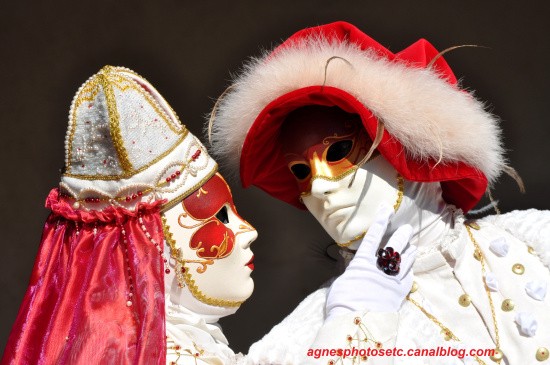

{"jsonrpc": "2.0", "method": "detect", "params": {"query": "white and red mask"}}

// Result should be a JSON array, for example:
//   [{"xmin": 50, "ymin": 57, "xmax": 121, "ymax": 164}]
[
  {"xmin": 163, "ymin": 172, "xmax": 257, "ymax": 308},
  {"xmin": 281, "ymin": 106, "xmax": 401, "ymax": 249}
]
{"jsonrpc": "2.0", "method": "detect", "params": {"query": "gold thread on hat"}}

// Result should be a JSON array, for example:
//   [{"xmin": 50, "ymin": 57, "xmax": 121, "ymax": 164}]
[
  {"xmin": 97, "ymin": 70, "xmax": 134, "ymax": 173},
  {"xmin": 61, "ymin": 142, "xmax": 206, "ymax": 211},
  {"xmin": 63, "ymin": 131, "xmax": 188, "ymax": 180},
  {"xmin": 66, "ymin": 66, "xmax": 186, "ymax": 176}
]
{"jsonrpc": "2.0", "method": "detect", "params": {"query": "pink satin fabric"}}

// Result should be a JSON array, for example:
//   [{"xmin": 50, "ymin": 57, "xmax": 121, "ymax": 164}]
[{"xmin": 2, "ymin": 189, "xmax": 166, "ymax": 365}]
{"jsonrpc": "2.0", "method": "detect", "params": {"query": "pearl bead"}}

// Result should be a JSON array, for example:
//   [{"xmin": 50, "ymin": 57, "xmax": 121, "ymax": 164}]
[
  {"xmin": 72, "ymin": 202, "xmax": 80, "ymax": 209},
  {"xmin": 126, "ymin": 300, "xmax": 133, "ymax": 307}
]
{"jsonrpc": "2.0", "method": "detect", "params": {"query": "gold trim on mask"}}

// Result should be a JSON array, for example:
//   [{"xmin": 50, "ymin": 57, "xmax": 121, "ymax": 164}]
[
  {"xmin": 161, "ymin": 216, "xmax": 244, "ymax": 308},
  {"xmin": 309, "ymin": 165, "xmax": 359, "ymax": 185}
]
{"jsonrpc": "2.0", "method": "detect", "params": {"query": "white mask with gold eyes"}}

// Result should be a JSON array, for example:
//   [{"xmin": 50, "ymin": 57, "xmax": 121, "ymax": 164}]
[
  {"xmin": 281, "ymin": 106, "xmax": 402, "ymax": 249},
  {"xmin": 162, "ymin": 172, "xmax": 257, "ymax": 307}
]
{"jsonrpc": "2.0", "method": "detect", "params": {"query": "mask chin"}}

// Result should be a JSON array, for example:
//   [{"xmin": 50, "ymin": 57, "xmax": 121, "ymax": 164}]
[{"xmin": 303, "ymin": 156, "xmax": 401, "ymax": 249}]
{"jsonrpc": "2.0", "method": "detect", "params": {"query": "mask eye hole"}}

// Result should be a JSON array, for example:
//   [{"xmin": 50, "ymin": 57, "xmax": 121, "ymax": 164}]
[
  {"xmin": 326, "ymin": 140, "xmax": 353, "ymax": 162},
  {"xmin": 215, "ymin": 205, "xmax": 229, "ymax": 224},
  {"xmin": 290, "ymin": 163, "xmax": 311, "ymax": 180}
]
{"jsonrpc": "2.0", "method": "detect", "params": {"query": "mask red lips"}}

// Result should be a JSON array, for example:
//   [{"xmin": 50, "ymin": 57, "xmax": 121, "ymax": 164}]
[{"xmin": 246, "ymin": 255, "xmax": 255, "ymax": 270}]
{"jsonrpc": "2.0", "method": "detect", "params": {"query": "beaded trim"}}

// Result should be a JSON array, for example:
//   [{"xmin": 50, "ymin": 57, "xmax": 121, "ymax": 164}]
[
  {"xmin": 60, "ymin": 143, "xmax": 205, "ymax": 210},
  {"xmin": 65, "ymin": 66, "xmax": 186, "ymax": 178}
]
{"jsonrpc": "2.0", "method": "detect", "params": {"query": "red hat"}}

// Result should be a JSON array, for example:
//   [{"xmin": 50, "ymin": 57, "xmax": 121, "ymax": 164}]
[{"xmin": 209, "ymin": 21, "xmax": 506, "ymax": 212}]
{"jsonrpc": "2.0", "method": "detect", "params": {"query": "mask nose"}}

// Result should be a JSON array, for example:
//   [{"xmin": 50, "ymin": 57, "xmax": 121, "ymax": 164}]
[
  {"xmin": 308, "ymin": 156, "xmax": 341, "ymax": 198},
  {"xmin": 238, "ymin": 225, "xmax": 257, "ymax": 249},
  {"xmin": 310, "ymin": 176, "xmax": 341, "ymax": 198}
]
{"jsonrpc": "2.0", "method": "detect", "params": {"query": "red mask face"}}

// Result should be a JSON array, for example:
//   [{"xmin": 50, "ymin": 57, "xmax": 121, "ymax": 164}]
[{"xmin": 180, "ymin": 173, "xmax": 241, "ymax": 260}]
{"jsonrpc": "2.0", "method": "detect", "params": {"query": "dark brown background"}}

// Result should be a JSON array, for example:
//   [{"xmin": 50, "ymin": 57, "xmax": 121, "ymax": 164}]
[{"xmin": 1, "ymin": 0, "xmax": 549, "ymax": 356}]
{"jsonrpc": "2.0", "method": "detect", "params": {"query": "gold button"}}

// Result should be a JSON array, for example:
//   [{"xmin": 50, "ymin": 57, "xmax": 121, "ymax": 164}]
[
  {"xmin": 410, "ymin": 281, "xmax": 418, "ymax": 293},
  {"xmin": 528, "ymin": 246, "xmax": 536, "ymax": 255},
  {"xmin": 459, "ymin": 294, "xmax": 471, "ymax": 307},
  {"xmin": 536, "ymin": 347, "xmax": 549, "ymax": 361},
  {"xmin": 501, "ymin": 299, "xmax": 515, "ymax": 311},
  {"xmin": 441, "ymin": 328, "xmax": 453, "ymax": 341},
  {"xmin": 512, "ymin": 263, "xmax": 525, "ymax": 275},
  {"xmin": 474, "ymin": 250, "xmax": 482, "ymax": 261},
  {"xmin": 490, "ymin": 348, "xmax": 503, "ymax": 362}
]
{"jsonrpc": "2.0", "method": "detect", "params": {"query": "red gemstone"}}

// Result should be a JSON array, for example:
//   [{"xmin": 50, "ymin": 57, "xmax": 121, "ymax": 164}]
[
  {"xmin": 192, "ymin": 150, "xmax": 201, "ymax": 159},
  {"xmin": 175, "ymin": 171, "xmax": 181, "ymax": 176},
  {"xmin": 181, "ymin": 267, "xmax": 186, "ymax": 273},
  {"xmin": 137, "ymin": 191, "xmax": 143, "ymax": 196},
  {"xmin": 165, "ymin": 268, "xmax": 170, "ymax": 274},
  {"xmin": 171, "ymin": 174, "xmax": 176, "ymax": 179},
  {"xmin": 125, "ymin": 196, "xmax": 131, "ymax": 202},
  {"xmin": 132, "ymin": 194, "xmax": 137, "ymax": 200},
  {"xmin": 166, "ymin": 177, "xmax": 171, "ymax": 182}
]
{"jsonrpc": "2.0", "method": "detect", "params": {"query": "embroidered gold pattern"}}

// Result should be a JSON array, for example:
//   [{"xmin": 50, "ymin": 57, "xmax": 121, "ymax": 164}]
[
  {"xmin": 63, "ymin": 131, "xmax": 188, "ymax": 180},
  {"xmin": 407, "ymin": 224, "xmax": 503, "ymax": 365},
  {"xmin": 97, "ymin": 69, "xmax": 134, "ymax": 173},
  {"xmin": 161, "ymin": 216, "xmax": 244, "ymax": 307},
  {"xmin": 161, "ymin": 169, "xmax": 217, "ymax": 213},
  {"xmin": 328, "ymin": 316, "xmax": 381, "ymax": 364},
  {"xmin": 65, "ymin": 65, "xmax": 187, "ymax": 177}
]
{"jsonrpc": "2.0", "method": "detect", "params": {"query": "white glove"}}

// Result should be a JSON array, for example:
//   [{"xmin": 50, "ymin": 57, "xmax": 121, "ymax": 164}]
[{"xmin": 326, "ymin": 203, "xmax": 416, "ymax": 320}]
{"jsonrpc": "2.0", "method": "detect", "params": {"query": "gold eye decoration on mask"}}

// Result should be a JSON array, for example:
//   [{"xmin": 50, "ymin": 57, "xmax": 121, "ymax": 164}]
[{"xmin": 285, "ymin": 124, "xmax": 373, "ymax": 193}]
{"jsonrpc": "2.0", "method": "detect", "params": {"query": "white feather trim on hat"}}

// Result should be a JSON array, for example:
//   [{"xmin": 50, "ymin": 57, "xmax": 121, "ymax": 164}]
[{"xmin": 209, "ymin": 37, "xmax": 505, "ymax": 184}]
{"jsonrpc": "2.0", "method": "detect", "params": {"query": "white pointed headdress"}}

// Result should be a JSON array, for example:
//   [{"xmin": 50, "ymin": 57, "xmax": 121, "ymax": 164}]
[{"xmin": 60, "ymin": 66, "xmax": 217, "ymax": 211}]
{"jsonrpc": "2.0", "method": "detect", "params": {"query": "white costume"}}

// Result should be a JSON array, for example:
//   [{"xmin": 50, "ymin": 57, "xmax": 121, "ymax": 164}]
[
  {"xmin": 248, "ymin": 183, "xmax": 550, "ymax": 364},
  {"xmin": 207, "ymin": 21, "xmax": 550, "ymax": 365}
]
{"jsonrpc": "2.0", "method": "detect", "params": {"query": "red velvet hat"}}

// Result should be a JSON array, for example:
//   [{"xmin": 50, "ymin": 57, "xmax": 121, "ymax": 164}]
[{"xmin": 210, "ymin": 21, "xmax": 506, "ymax": 212}]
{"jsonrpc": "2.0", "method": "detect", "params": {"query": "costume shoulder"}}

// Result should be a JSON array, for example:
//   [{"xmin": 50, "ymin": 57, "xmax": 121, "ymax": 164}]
[
  {"xmin": 481, "ymin": 209, "xmax": 550, "ymax": 268},
  {"xmin": 247, "ymin": 287, "xmax": 328, "ymax": 365}
]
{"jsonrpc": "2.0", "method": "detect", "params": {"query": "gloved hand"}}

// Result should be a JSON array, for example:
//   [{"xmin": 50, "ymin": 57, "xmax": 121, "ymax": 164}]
[{"xmin": 325, "ymin": 203, "xmax": 416, "ymax": 320}]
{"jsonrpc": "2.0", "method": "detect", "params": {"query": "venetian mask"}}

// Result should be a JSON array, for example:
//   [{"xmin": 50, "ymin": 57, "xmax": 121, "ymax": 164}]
[
  {"xmin": 162, "ymin": 172, "xmax": 257, "ymax": 306},
  {"xmin": 281, "ymin": 106, "xmax": 401, "ymax": 249}
]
